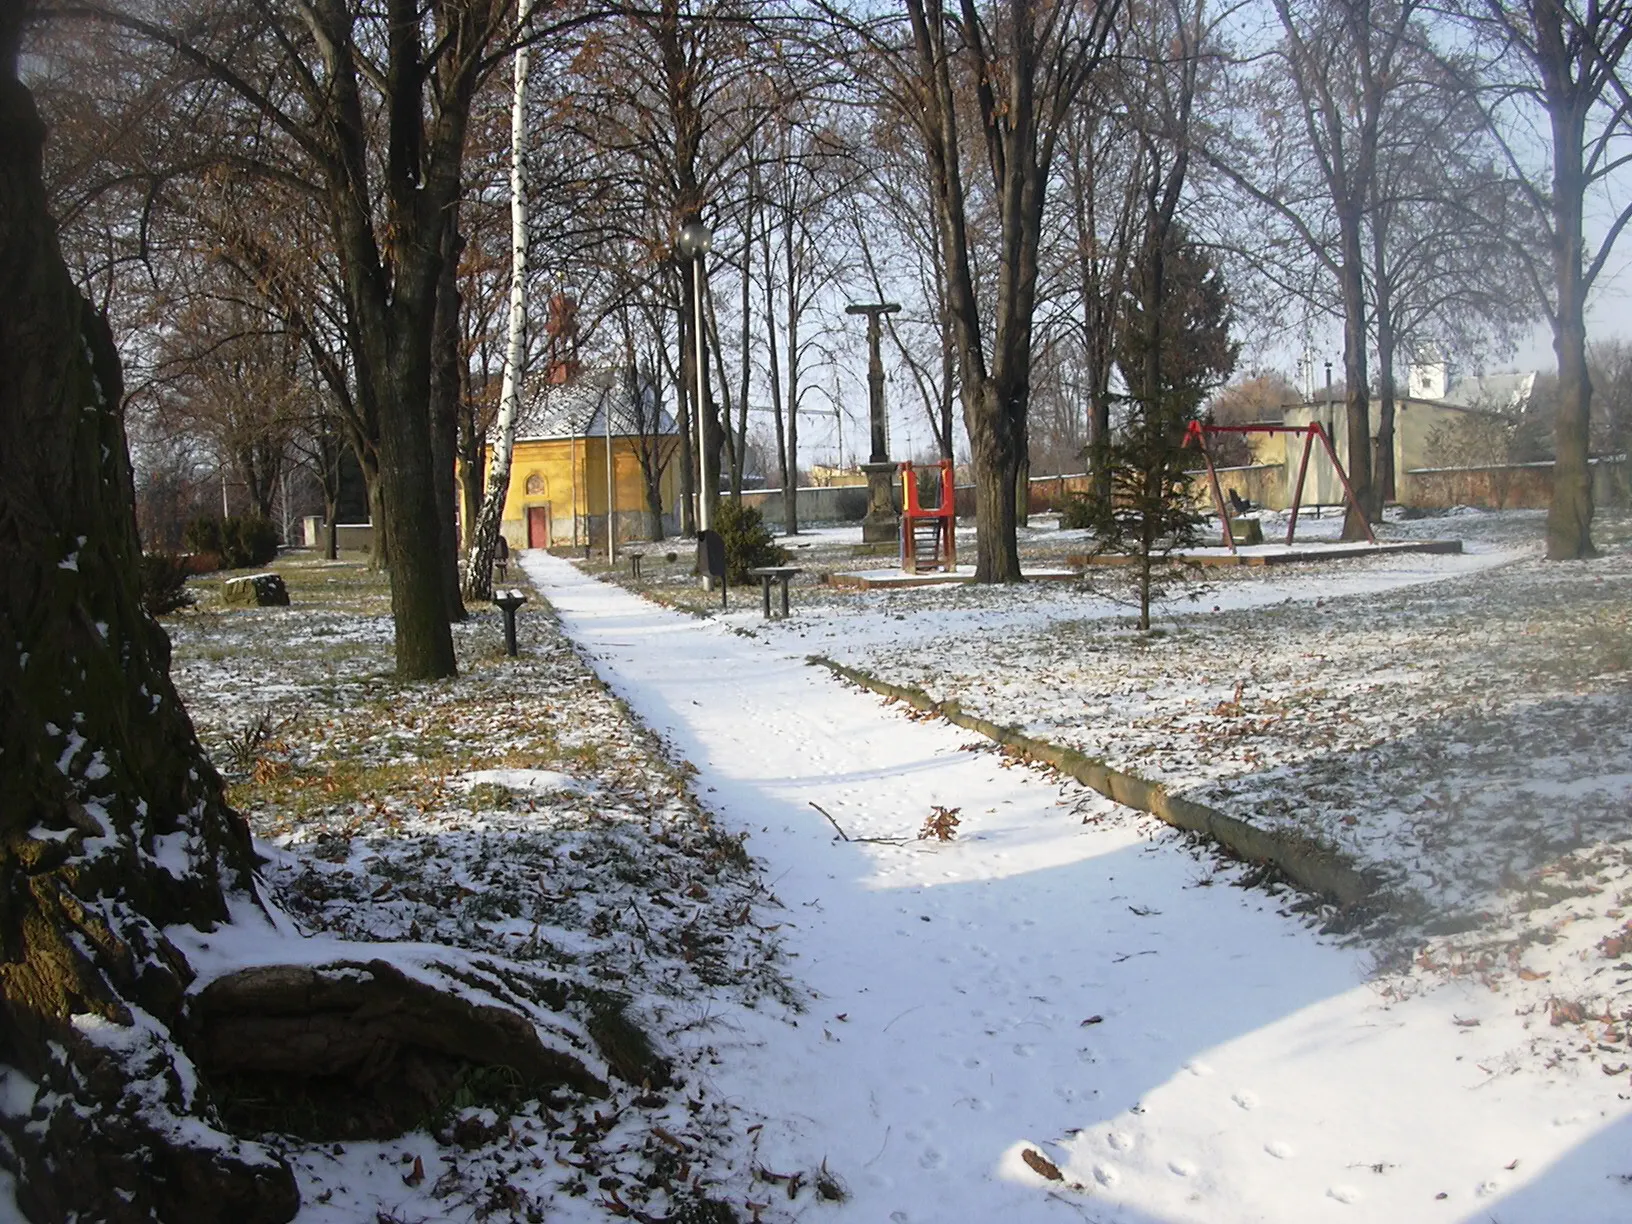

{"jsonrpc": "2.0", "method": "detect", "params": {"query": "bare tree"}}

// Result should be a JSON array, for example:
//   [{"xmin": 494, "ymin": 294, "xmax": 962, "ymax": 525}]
[
  {"xmin": 754, "ymin": 108, "xmax": 857, "ymax": 533},
  {"xmin": 1361, "ymin": 24, "xmax": 1533, "ymax": 502},
  {"xmin": 1210, "ymin": 0, "xmax": 1435, "ymax": 538},
  {"xmin": 561, "ymin": 0, "xmax": 784, "ymax": 536},
  {"xmin": 150, "ymin": 292, "xmax": 303, "ymax": 522},
  {"xmin": 1455, "ymin": 0, "xmax": 1632, "ymax": 558},
  {"xmin": 852, "ymin": 119, "xmax": 959, "ymax": 463},
  {"xmin": 59, "ymin": 0, "xmax": 569, "ymax": 678},
  {"xmin": 2, "ymin": 9, "xmax": 301, "ymax": 1211},
  {"xmin": 618, "ymin": 301, "xmax": 677, "ymax": 536},
  {"xmin": 1048, "ymin": 98, "xmax": 1145, "ymax": 500},
  {"xmin": 849, "ymin": 0, "xmax": 1124, "ymax": 580},
  {"xmin": 466, "ymin": 0, "xmax": 539, "ymax": 602}
]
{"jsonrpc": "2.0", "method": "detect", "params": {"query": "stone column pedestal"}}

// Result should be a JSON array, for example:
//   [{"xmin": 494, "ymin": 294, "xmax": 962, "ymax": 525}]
[{"xmin": 862, "ymin": 461, "xmax": 899, "ymax": 543}]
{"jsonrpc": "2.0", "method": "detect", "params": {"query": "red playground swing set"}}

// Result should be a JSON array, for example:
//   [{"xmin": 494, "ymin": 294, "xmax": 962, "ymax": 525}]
[
  {"xmin": 898, "ymin": 458, "xmax": 957, "ymax": 574},
  {"xmin": 1181, "ymin": 419, "xmax": 1376, "ymax": 554}
]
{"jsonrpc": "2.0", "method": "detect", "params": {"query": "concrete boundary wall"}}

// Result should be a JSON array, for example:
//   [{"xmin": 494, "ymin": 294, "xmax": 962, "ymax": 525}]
[{"xmin": 810, "ymin": 655, "xmax": 1386, "ymax": 915}]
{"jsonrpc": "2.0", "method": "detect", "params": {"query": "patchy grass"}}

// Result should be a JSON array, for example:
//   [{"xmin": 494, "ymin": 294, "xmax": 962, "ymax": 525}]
[{"xmin": 166, "ymin": 552, "xmax": 803, "ymax": 1222}]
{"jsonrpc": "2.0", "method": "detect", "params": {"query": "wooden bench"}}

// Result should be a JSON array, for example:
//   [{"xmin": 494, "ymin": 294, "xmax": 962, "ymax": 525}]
[{"xmin": 746, "ymin": 566, "xmax": 801, "ymax": 619}]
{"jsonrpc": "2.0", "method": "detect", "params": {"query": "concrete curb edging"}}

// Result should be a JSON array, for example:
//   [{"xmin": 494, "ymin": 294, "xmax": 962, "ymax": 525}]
[{"xmin": 808, "ymin": 655, "xmax": 1383, "ymax": 912}]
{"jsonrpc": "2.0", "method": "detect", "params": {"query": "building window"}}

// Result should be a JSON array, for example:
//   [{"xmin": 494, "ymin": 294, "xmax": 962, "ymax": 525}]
[{"xmin": 525, "ymin": 473, "xmax": 544, "ymax": 496}]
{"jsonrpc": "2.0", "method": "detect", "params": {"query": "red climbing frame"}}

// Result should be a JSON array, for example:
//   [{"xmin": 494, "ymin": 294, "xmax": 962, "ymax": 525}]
[
  {"xmin": 1181, "ymin": 420, "xmax": 1376, "ymax": 554},
  {"xmin": 899, "ymin": 458, "xmax": 957, "ymax": 574}
]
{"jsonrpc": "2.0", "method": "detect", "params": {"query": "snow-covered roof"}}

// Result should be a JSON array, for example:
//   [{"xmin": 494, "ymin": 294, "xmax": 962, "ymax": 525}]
[{"xmin": 515, "ymin": 368, "xmax": 678, "ymax": 442}]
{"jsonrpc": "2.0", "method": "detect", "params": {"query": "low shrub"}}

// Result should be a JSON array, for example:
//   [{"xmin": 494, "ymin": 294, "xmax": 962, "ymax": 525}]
[
  {"xmin": 183, "ymin": 514, "xmax": 224, "ymax": 557},
  {"xmin": 140, "ymin": 552, "xmax": 196, "ymax": 616},
  {"xmin": 1056, "ymin": 491, "xmax": 1098, "ymax": 530},
  {"xmin": 714, "ymin": 500, "xmax": 787, "ymax": 584},
  {"xmin": 224, "ymin": 515, "xmax": 280, "ymax": 568},
  {"xmin": 184, "ymin": 514, "xmax": 280, "ymax": 569}
]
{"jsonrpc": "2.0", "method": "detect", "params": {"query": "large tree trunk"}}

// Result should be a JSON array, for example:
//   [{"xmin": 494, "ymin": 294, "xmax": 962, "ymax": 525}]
[
  {"xmin": 242, "ymin": 439, "xmax": 281, "ymax": 520},
  {"xmin": 1014, "ymin": 415, "xmax": 1031, "ymax": 526},
  {"xmin": 365, "ymin": 458, "xmax": 388, "ymax": 571},
  {"xmin": 430, "ymin": 216, "xmax": 467, "ymax": 622},
  {"xmin": 643, "ymin": 458, "xmax": 666, "ymax": 539},
  {"xmin": 376, "ymin": 326, "xmax": 459, "ymax": 678},
  {"xmin": 1337, "ymin": 221, "xmax": 1375, "ymax": 540},
  {"xmin": 1546, "ymin": 85, "xmax": 1596, "ymax": 560},
  {"xmin": 1372, "ymin": 223, "xmax": 1397, "ymax": 504},
  {"xmin": 0, "ymin": 41, "xmax": 300, "ymax": 1220},
  {"xmin": 966, "ymin": 380, "xmax": 1023, "ymax": 581}
]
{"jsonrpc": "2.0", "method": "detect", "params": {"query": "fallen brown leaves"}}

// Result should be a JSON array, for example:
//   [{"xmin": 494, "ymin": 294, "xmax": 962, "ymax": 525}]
[
  {"xmin": 1022, "ymin": 1148, "xmax": 1063, "ymax": 1181},
  {"xmin": 919, "ymin": 805, "xmax": 961, "ymax": 842}
]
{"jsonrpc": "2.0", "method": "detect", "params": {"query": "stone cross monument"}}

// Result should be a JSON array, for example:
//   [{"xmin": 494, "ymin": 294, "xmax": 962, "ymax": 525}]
[{"xmin": 845, "ymin": 301, "xmax": 902, "ymax": 543}]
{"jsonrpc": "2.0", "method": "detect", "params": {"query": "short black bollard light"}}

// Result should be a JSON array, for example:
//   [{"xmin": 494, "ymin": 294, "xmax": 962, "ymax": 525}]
[{"xmin": 493, "ymin": 589, "xmax": 528, "ymax": 657}]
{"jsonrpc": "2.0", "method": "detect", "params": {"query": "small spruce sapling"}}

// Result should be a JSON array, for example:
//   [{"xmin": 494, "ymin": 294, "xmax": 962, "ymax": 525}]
[
  {"xmin": 713, "ymin": 501, "xmax": 788, "ymax": 584},
  {"xmin": 1088, "ymin": 226, "xmax": 1236, "ymax": 630},
  {"xmin": 1082, "ymin": 394, "xmax": 1206, "ymax": 630}
]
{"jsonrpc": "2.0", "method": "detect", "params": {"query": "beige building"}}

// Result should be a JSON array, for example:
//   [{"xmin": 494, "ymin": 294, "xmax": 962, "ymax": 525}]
[{"xmin": 1227, "ymin": 361, "xmax": 1539, "ymax": 510}]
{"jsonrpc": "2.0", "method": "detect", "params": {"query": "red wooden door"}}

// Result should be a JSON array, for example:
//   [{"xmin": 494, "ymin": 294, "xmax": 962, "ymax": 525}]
[{"xmin": 526, "ymin": 505, "xmax": 549, "ymax": 549}]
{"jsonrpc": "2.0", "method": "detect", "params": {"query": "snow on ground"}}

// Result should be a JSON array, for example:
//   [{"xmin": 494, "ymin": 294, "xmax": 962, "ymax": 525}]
[
  {"xmin": 521, "ymin": 510, "xmax": 1632, "ymax": 1223},
  {"xmin": 648, "ymin": 510, "xmax": 1632, "ymax": 935},
  {"xmin": 729, "ymin": 513, "xmax": 1632, "ymax": 969},
  {"xmin": 602, "ymin": 506, "xmax": 1517, "ymax": 660},
  {"xmin": 156, "ymin": 512, "xmax": 1632, "ymax": 1223},
  {"xmin": 166, "ymin": 561, "xmax": 800, "ymax": 1222}
]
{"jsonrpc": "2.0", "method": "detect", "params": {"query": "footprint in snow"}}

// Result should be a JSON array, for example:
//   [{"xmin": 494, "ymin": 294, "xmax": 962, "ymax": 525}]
[
  {"xmin": 1106, "ymin": 1131, "xmax": 1134, "ymax": 1152},
  {"xmin": 1184, "ymin": 1060, "xmax": 1214, "ymax": 1077},
  {"xmin": 1168, "ymin": 1158, "xmax": 1197, "ymax": 1177},
  {"xmin": 919, "ymin": 1148, "xmax": 945, "ymax": 1170},
  {"xmin": 1264, "ymin": 1140, "xmax": 1295, "ymax": 1160},
  {"xmin": 1093, "ymin": 1164, "xmax": 1120, "ymax": 1187},
  {"xmin": 1232, "ymin": 1090, "xmax": 1259, "ymax": 1110},
  {"xmin": 1327, "ymin": 1185, "xmax": 1361, "ymax": 1204}
]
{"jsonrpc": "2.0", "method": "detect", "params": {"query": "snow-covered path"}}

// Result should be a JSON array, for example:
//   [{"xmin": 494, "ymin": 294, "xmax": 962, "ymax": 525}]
[{"xmin": 521, "ymin": 551, "xmax": 1632, "ymax": 1224}]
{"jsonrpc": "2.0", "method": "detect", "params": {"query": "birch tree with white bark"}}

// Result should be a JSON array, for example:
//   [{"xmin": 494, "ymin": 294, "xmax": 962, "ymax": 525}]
[{"xmin": 466, "ymin": 0, "xmax": 538, "ymax": 600}]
